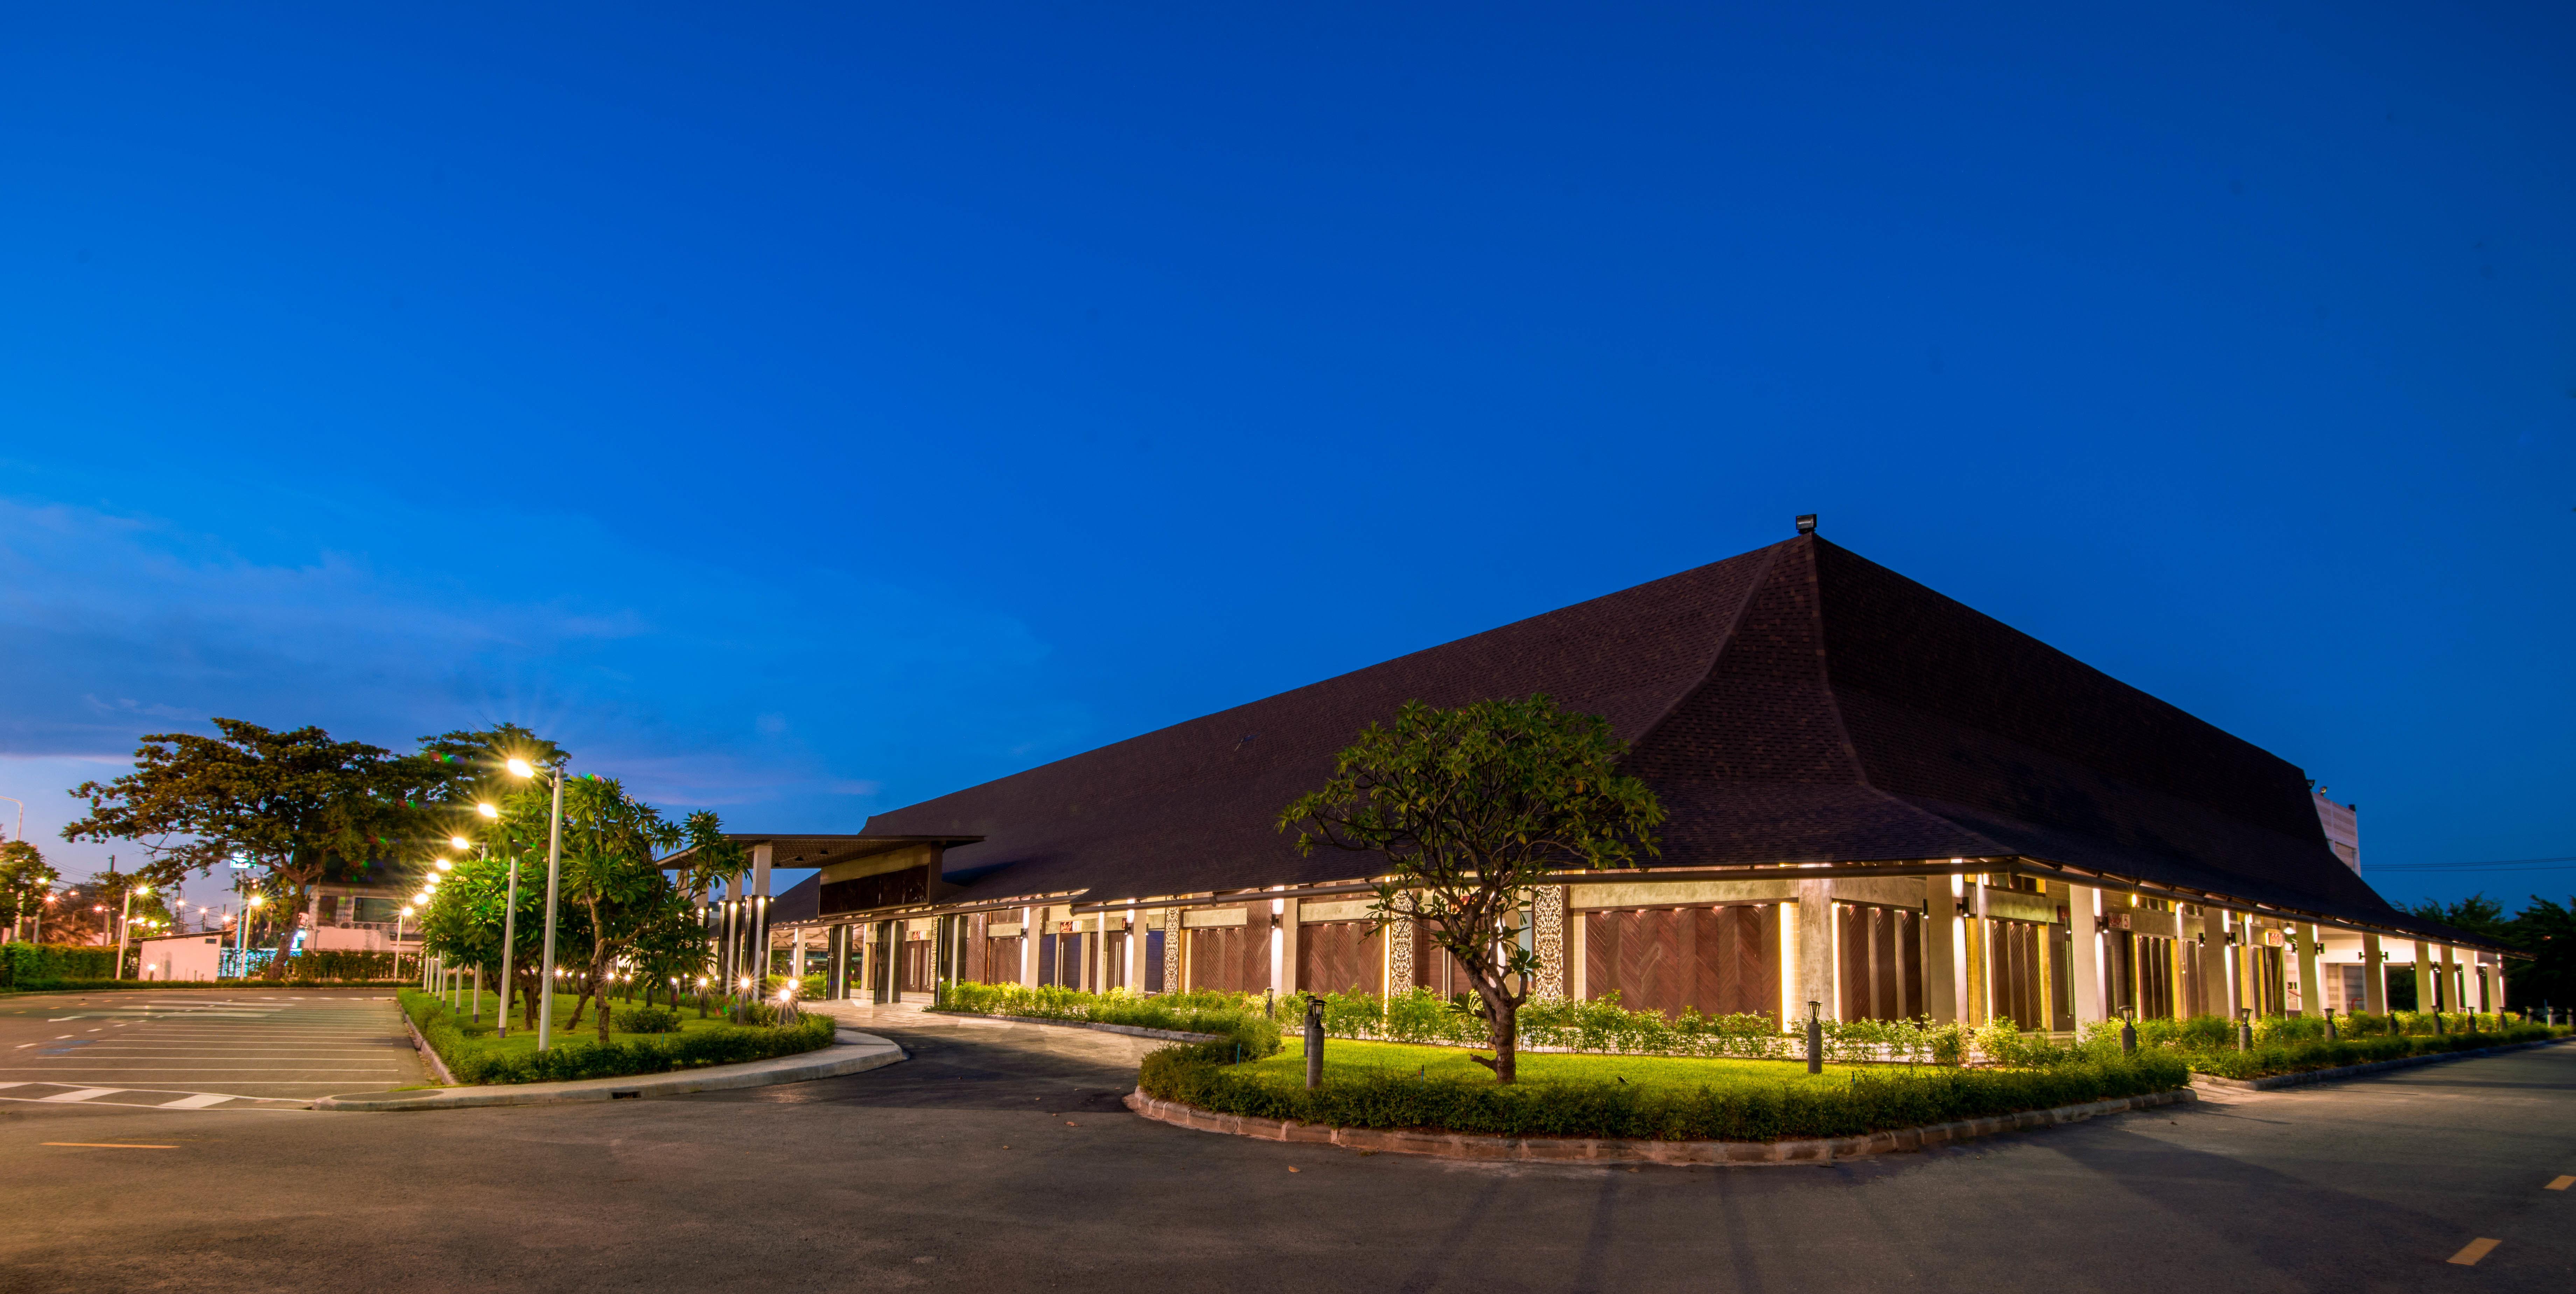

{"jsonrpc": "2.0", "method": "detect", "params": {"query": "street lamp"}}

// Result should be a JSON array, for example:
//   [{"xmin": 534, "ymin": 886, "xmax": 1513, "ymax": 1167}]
[
  {"xmin": 478, "ymin": 803, "xmax": 524, "ymax": 1039},
  {"xmin": 505, "ymin": 757, "xmax": 568, "ymax": 1052},
  {"xmin": 115, "ymin": 883, "xmax": 152, "ymax": 978}
]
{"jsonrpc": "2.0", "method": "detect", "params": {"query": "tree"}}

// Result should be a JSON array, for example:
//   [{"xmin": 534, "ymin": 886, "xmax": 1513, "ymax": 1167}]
[
  {"xmin": 2, "ymin": 840, "xmax": 60, "ymax": 939},
  {"xmin": 412, "ymin": 724, "xmax": 573, "ymax": 1024},
  {"xmin": 1279, "ymin": 695, "xmax": 1663, "ymax": 1084},
  {"xmin": 2507, "ymin": 897, "xmax": 2575, "ymax": 1015},
  {"xmin": 551, "ymin": 775, "xmax": 683, "ymax": 1040},
  {"xmin": 62, "ymin": 719, "xmax": 431, "ymax": 978}
]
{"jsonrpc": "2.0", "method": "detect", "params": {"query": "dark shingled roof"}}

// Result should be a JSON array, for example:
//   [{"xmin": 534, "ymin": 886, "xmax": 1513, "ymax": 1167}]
[{"xmin": 863, "ymin": 535, "xmax": 2462, "ymax": 943}]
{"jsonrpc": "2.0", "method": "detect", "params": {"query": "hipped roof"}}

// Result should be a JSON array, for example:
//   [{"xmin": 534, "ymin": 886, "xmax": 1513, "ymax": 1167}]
[{"xmin": 862, "ymin": 535, "xmax": 2476, "ymax": 948}]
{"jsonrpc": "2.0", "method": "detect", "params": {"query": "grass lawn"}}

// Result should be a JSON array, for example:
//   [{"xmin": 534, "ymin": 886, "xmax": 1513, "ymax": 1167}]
[
  {"xmin": 1242, "ymin": 1038, "xmax": 1860, "ymax": 1090},
  {"xmin": 430, "ymin": 989, "xmax": 750, "ymax": 1060}
]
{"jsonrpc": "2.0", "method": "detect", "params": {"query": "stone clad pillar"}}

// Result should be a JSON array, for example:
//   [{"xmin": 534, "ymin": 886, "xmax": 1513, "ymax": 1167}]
[
  {"xmin": 1921, "ymin": 876, "xmax": 1959, "ymax": 1024},
  {"xmin": 2066, "ymin": 884, "xmax": 2103, "ymax": 1026},
  {"xmin": 1531, "ymin": 886, "xmax": 1568, "ymax": 1003},
  {"xmin": 2294, "ymin": 923, "xmax": 2321, "ymax": 1017},
  {"xmin": 1020, "ymin": 906, "xmax": 1039, "ymax": 988},
  {"xmin": 1276, "ymin": 897, "xmax": 1300, "ymax": 995},
  {"xmin": 2361, "ymin": 933, "xmax": 2387, "ymax": 1013},
  {"xmin": 2411, "ymin": 941, "xmax": 2432, "ymax": 1014},
  {"xmin": 1162, "ymin": 907, "xmax": 1183, "ymax": 993},
  {"xmin": 1795, "ymin": 879, "xmax": 1836, "ymax": 1021},
  {"xmin": 2199, "ymin": 906, "xmax": 2234, "ymax": 1019}
]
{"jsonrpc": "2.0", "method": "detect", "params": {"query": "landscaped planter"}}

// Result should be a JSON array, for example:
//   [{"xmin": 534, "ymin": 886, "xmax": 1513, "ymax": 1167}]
[{"xmin": 1125, "ymin": 1086, "xmax": 2194, "ymax": 1165}]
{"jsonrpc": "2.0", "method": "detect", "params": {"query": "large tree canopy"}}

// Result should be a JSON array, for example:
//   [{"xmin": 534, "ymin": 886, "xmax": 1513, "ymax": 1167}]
[
  {"xmin": 1279, "ymin": 695, "xmax": 1663, "ymax": 1084},
  {"xmin": 62, "ymin": 719, "xmax": 436, "ymax": 976}
]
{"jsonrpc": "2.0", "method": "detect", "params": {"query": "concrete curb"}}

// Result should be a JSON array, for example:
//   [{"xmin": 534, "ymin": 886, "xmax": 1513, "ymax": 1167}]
[
  {"xmin": 311, "ymin": 1028, "xmax": 905, "ymax": 1111},
  {"xmin": 2189, "ymin": 1035, "xmax": 2574, "ymax": 1092},
  {"xmin": 933, "ymin": 1011, "xmax": 1224, "ymax": 1045},
  {"xmin": 402, "ymin": 1012, "xmax": 458, "ymax": 1086},
  {"xmin": 1122, "ymin": 1086, "xmax": 2194, "ymax": 1165}
]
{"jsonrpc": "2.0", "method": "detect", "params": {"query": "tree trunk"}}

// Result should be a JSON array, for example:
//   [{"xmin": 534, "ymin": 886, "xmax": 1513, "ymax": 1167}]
[
  {"xmin": 1474, "ymin": 983, "xmax": 1520, "ymax": 1084},
  {"xmin": 262, "ymin": 872, "xmax": 316, "ymax": 980}
]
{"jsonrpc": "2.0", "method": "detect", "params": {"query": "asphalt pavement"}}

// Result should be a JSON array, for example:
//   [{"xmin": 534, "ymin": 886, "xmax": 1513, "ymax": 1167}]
[
  {"xmin": 1, "ymin": 1001, "xmax": 2569, "ymax": 1293},
  {"xmin": 0, "ymin": 988, "xmax": 426, "ymax": 1109}
]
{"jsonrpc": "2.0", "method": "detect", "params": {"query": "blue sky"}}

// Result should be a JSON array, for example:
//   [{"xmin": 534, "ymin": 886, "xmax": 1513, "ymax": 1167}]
[{"xmin": 1, "ymin": 2, "xmax": 2569, "ymax": 913}]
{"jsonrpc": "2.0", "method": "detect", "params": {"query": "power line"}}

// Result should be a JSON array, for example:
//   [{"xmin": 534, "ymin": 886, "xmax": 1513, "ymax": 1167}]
[{"xmin": 2370, "ymin": 855, "xmax": 2576, "ymax": 873}]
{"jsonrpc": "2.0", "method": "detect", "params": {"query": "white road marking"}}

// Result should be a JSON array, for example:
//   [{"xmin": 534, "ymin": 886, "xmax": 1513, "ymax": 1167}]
[
  {"xmin": 39, "ymin": 1088, "xmax": 122, "ymax": 1103},
  {"xmin": 157, "ymin": 1093, "xmax": 234, "ymax": 1109}
]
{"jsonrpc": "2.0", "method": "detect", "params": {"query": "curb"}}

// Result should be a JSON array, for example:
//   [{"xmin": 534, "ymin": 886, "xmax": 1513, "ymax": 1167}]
[
  {"xmin": 2190, "ymin": 1035, "xmax": 2573, "ymax": 1092},
  {"xmin": 312, "ymin": 1028, "xmax": 906, "ymax": 1111},
  {"xmin": 1122, "ymin": 1086, "xmax": 2194, "ymax": 1165},
  {"xmin": 931, "ymin": 1011, "xmax": 1224, "ymax": 1045},
  {"xmin": 402, "ymin": 1012, "xmax": 458, "ymax": 1086}
]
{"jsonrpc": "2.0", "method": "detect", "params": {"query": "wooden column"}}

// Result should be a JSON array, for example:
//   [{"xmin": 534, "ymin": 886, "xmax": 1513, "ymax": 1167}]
[
  {"xmin": 1921, "ymin": 877, "xmax": 1959, "ymax": 1025},
  {"xmin": 1795, "ymin": 879, "xmax": 1836, "ymax": 1021},
  {"xmin": 2066, "ymin": 883, "xmax": 2103, "ymax": 1026}
]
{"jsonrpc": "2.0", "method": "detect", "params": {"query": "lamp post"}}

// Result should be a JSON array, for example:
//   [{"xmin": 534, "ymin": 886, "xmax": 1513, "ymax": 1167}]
[
  {"xmin": 479, "ymin": 801, "xmax": 522, "ymax": 1039},
  {"xmin": 115, "ymin": 881, "xmax": 152, "ymax": 980},
  {"xmin": 506, "ymin": 757, "xmax": 567, "ymax": 1052}
]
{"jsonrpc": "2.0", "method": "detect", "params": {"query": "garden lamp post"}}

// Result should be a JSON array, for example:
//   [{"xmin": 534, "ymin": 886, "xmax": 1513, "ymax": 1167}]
[
  {"xmin": 478, "ymin": 800, "xmax": 523, "ymax": 1038},
  {"xmin": 1806, "ymin": 1000, "xmax": 1823, "ymax": 1074},
  {"xmin": 506, "ymin": 756, "xmax": 567, "ymax": 1052}
]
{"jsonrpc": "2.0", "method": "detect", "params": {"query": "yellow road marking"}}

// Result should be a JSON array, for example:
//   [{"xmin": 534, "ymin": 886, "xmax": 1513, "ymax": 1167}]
[
  {"xmin": 2547, "ymin": 1176, "xmax": 2574, "ymax": 1191},
  {"xmin": 42, "ymin": 1142, "xmax": 180, "ymax": 1149},
  {"xmin": 2446, "ymin": 1238, "xmax": 2500, "ymax": 1266}
]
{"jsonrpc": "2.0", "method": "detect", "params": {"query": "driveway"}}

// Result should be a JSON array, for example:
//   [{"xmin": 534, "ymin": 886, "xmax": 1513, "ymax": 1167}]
[{"xmin": 1, "ymin": 1002, "xmax": 2568, "ymax": 1293}]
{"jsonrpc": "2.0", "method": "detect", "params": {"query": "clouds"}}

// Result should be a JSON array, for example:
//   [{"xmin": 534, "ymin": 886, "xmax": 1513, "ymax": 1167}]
[{"xmin": 0, "ymin": 490, "xmax": 1081, "ymax": 825}]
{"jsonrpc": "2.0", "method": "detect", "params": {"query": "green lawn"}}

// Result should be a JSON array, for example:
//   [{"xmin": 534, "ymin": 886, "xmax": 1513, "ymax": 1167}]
[
  {"xmin": 1243, "ymin": 1038, "xmax": 1859, "ymax": 1090},
  {"xmin": 430, "ymin": 989, "xmax": 746, "ymax": 1061}
]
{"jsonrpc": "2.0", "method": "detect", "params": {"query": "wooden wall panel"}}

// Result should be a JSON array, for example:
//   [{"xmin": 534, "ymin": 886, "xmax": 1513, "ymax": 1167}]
[
  {"xmin": 1584, "ymin": 904, "xmax": 1777, "ymax": 1023},
  {"xmin": 1297, "ymin": 921, "xmax": 1384, "ymax": 996},
  {"xmin": 1189, "ymin": 926, "xmax": 1270, "ymax": 994}
]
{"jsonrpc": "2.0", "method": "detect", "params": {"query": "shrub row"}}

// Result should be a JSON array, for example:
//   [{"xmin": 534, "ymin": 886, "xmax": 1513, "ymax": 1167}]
[
  {"xmin": 398, "ymin": 990, "xmax": 838, "ymax": 1085},
  {"xmin": 936, "ymin": 983, "xmax": 1283, "ymax": 1058},
  {"xmin": 1138, "ymin": 1041, "xmax": 2190, "ymax": 1142},
  {"xmin": 1, "ymin": 943, "xmax": 120, "ymax": 986},
  {"xmin": 1291, "ymin": 989, "xmax": 2003, "ymax": 1064},
  {"xmin": 2179, "ymin": 1023, "xmax": 2562, "ymax": 1079}
]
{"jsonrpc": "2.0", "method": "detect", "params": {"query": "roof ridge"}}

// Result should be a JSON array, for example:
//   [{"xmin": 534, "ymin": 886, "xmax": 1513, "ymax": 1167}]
[{"xmin": 1619, "ymin": 540, "xmax": 1787, "ymax": 752}]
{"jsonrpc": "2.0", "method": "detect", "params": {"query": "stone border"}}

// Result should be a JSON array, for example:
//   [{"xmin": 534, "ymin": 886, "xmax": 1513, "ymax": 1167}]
[
  {"xmin": 2189, "ymin": 1035, "xmax": 2572, "ymax": 1092},
  {"xmin": 1123, "ymin": 1086, "xmax": 2193, "ymax": 1165},
  {"xmin": 312, "ymin": 1028, "xmax": 905, "ymax": 1111}
]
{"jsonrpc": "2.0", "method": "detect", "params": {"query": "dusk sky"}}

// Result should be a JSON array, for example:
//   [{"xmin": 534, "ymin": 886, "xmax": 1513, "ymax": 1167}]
[{"xmin": 2, "ymin": 3, "xmax": 2569, "ymax": 914}]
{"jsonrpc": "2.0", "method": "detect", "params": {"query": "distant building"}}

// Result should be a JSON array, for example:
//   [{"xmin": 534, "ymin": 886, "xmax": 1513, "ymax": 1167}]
[{"xmin": 2311, "ymin": 790, "xmax": 2360, "ymax": 873}]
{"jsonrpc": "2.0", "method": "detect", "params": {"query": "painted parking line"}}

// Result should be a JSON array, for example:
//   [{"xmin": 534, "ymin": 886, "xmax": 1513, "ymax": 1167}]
[
  {"xmin": 2446, "ymin": 1238, "xmax": 2500, "ymax": 1266},
  {"xmin": 39, "ymin": 1088, "xmax": 122, "ymax": 1103},
  {"xmin": 156, "ymin": 1093, "xmax": 234, "ymax": 1109},
  {"xmin": 2547, "ymin": 1175, "xmax": 2574, "ymax": 1191},
  {"xmin": 42, "ymin": 1142, "xmax": 181, "ymax": 1149}
]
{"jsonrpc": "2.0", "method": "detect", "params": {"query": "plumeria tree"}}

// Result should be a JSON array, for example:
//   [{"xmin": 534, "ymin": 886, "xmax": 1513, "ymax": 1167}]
[{"xmin": 1280, "ymin": 696, "xmax": 1663, "ymax": 1084}]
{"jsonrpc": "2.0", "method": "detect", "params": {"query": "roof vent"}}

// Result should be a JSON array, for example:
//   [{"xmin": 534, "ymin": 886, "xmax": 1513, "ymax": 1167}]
[{"xmin": 1794, "ymin": 514, "xmax": 1817, "ymax": 535}]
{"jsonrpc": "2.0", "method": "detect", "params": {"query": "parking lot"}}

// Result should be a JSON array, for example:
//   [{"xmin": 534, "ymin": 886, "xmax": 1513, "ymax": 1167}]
[{"xmin": 0, "ymin": 989, "xmax": 425, "ymax": 1110}]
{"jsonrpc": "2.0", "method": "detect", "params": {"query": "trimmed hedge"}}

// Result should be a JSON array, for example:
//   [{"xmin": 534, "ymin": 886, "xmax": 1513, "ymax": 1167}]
[
  {"xmin": 936, "ymin": 983, "xmax": 1283, "ymax": 1058},
  {"xmin": 1139, "ymin": 1040, "xmax": 2190, "ymax": 1142},
  {"xmin": 1, "ymin": 943, "xmax": 119, "ymax": 987},
  {"xmin": 2182, "ymin": 1023, "xmax": 2563, "ymax": 1079},
  {"xmin": 398, "ymin": 990, "xmax": 838, "ymax": 1085}
]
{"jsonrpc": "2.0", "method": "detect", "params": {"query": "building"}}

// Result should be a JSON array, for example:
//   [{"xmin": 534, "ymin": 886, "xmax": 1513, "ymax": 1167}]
[{"xmin": 684, "ymin": 526, "xmax": 2508, "ymax": 1029}]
